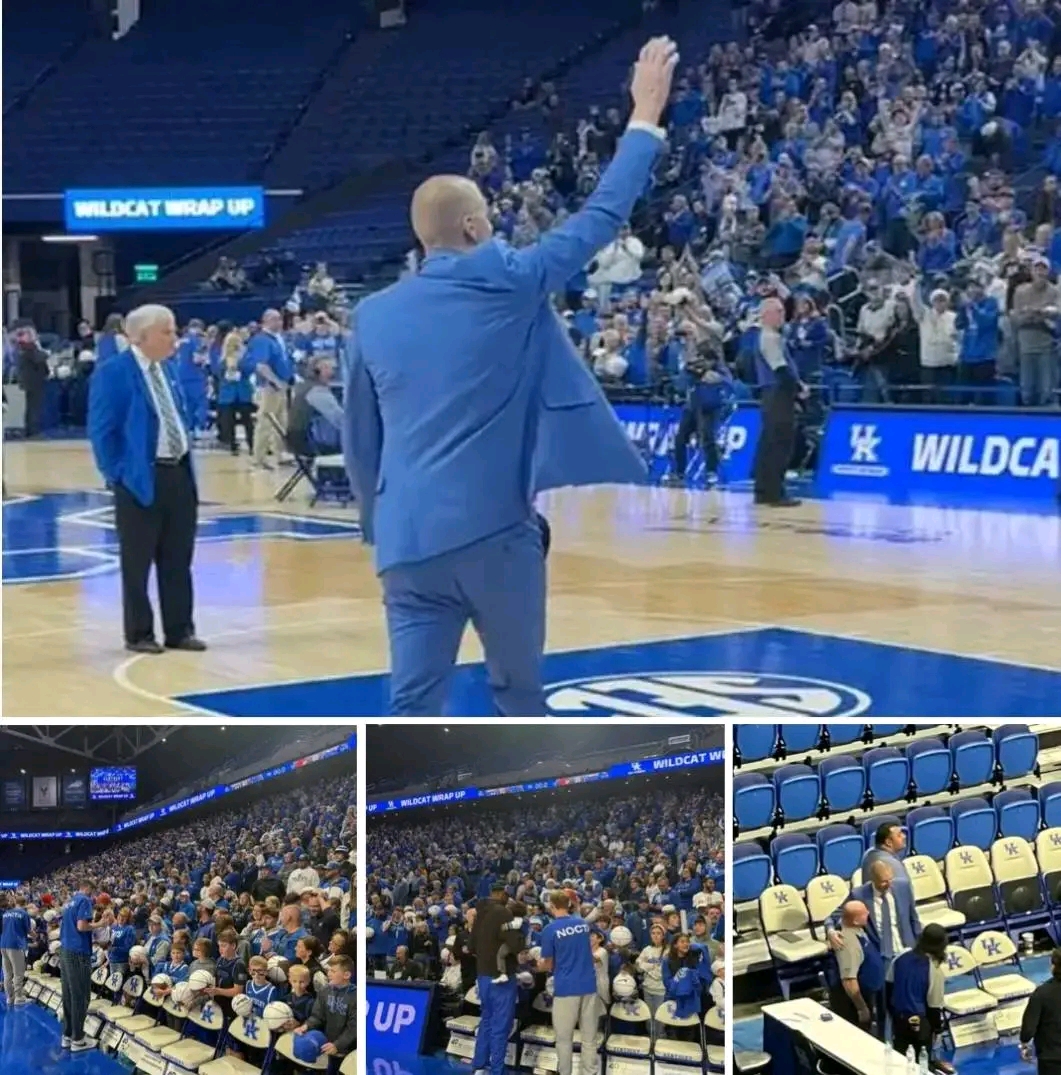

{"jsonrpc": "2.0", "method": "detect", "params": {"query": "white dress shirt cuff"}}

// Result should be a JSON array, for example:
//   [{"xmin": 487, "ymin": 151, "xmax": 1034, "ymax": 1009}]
[{"xmin": 626, "ymin": 120, "xmax": 667, "ymax": 141}]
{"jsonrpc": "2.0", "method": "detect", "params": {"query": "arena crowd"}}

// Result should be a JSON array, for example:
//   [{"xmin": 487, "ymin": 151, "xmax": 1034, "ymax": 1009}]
[
  {"xmin": 365, "ymin": 784, "xmax": 725, "ymax": 1046},
  {"xmin": 0, "ymin": 772, "xmax": 357, "ymax": 1068}
]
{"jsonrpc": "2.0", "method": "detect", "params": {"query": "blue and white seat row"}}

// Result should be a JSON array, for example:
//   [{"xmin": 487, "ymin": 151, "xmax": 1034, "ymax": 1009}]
[{"xmin": 735, "ymin": 727, "xmax": 1043, "ymax": 833}]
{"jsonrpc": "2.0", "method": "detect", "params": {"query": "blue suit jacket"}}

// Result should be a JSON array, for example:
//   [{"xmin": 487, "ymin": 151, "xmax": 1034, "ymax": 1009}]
[
  {"xmin": 343, "ymin": 127, "xmax": 662, "ymax": 573},
  {"xmin": 88, "ymin": 350, "xmax": 196, "ymax": 508},
  {"xmin": 848, "ymin": 881, "xmax": 921, "ymax": 955}
]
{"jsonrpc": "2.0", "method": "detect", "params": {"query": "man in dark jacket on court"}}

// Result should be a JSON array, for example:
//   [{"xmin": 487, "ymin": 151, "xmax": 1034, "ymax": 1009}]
[
  {"xmin": 1021, "ymin": 948, "xmax": 1061, "ymax": 1075},
  {"xmin": 470, "ymin": 885, "xmax": 526, "ymax": 1075}
]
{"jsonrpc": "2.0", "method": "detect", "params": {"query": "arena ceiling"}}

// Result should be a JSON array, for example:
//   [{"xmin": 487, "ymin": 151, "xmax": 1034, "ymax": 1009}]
[{"xmin": 367, "ymin": 723, "xmax": 723, "ymax": 788}]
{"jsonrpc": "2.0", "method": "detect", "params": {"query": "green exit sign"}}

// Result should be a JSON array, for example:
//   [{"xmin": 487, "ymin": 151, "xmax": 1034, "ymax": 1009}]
[{"xmin": 134, "ymin": 263, "xmax": 159, "ymax": 283}]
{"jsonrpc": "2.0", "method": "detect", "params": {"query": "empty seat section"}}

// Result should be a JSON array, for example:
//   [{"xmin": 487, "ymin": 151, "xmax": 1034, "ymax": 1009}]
[
  {"xmin": 770, "ymin": 833, "xmax": 819, "ymax": 891},
  {"xmin": 733, "ymin": 842, "xmax": 773, "ymax": 904},
  {"xmin": 871, "ymin": 725, "xmax": 906, "ymax": 738},
  {"xmin": 735, "ymin": 772, "xmax": 775, "ymax": 833},
  {"xmin": 906, "ymin": 806, "xmax": 954, "ymax": 861},
  {"xmin": 819, "ymin": 754, "xmax": 866, "ymax": 814},
  {"xmin": 951, "ymin": 798, "xmax": 996, "ymax": 850},
  {"xmin": 816, "ymin": 824, "xmax": 863, "ymax": 880},
  {"xmin": 773, "ymin": 764, "xmax": 820, "ymax": 824},
  {"xmin": 992, "ymin": 725, "xmax": 1038, "ymax": 780},
  {"xmin": 944, "ymin": 845, "xmax": 1001, "ymax": 926},
  {"xmin": 778, "ymin": 724, "xmax": 822, "ymax": 757},
  {"xmin": 993, "ymin": 789, "xmax": 1039, "ymax": 842},
  {"xmin": 906, "ymin": 738, "xmax": 952, "ymax": 796},
  {"xmin": 950, "ymin": 730, "xmax": 994, "ymax": 789},
  {"xmin": 737, "ymin": 725, "xmax": 777, "ymax": 765},
  {"xmin": 863, "ymin": 747, "xmax": 910, "ymax": 806}
]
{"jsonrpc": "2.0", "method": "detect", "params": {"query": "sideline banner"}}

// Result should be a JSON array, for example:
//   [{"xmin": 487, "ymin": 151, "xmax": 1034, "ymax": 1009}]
[
  {"xmin": 366, "ymin": 981, "xmax": 435, "ymax": 1056},
  {"xmin": 818, "ymin": 405, "xmax": 1061, "ymax": 505},
  {"xmin": 611, "ymin": 400, "xmax": 760, "ymax": 482}
]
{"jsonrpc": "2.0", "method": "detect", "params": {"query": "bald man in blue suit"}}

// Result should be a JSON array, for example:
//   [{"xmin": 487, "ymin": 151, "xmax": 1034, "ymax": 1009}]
[{"xmin": 343, "ymin": 38, "xmax": 679, "ymax": 715}]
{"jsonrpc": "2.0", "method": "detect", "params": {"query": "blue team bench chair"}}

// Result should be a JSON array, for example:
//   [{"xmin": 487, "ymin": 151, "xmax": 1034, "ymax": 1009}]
[
  {"xmin": 862, "ymin": 747, "xmax": 911, "ymax": 808},
  {"xmin": 735, "ymin": 725, "xmax": 778, "ymax": 766},
  {"xmin": 906, "ymin": 806, "xmax": 955, "ymax": 861},
  {"xmin": 949, "ymin": 729, "xmax": 996, "ymax": 790},
  {"xmin": 734, "ymin": 771, "xmax": 775, "ymax": 833},
  {"xmin": 1041, "ymin": 784, "xmax": 1061, "ymax": 829},
  {"xmin": 770, "ymin": 833, "xmax": 819, "ymax": 891},
  {"xmin": 906, "ymin": 737, "xmax": 953, "ymax": 797},
  {"xmin": 994, "ymin": 788, "xmax": 1040, "ymax": 842},
  {"xmin": 992, "ymin": 724, "xmax": 1039, "ymax": 781},
  {"xmin": 776, "ymin": 723, "xmax": 823, "ymax": 757},
  {"xmin": 818, "ymin": 753, "xmax": 867, "ymax": 814},
  {"xmin": 816, "ymin": 823, "xmax": 863, "ymax": 880},
  {"xmin": 733, "ymin": 842, "xmax": 772, "ymax": 904},
  {"xmin": 773, "ymin": 764, "xmax": 821, "ymax": 824},
  {"xmin": 951, "ymin": 797, "xmax": 997, "ymax": 851}
]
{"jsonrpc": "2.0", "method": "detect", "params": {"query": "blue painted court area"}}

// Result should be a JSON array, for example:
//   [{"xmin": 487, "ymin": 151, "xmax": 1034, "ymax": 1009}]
[
  {"xmin": 0, "ymin": 998, "xmax": 124, "ymax": 1075},
  {"xmin": 733, "ymin": 954, "xmax": 1049, "ymax": 1075},
  {"xmin": 178, "ymin": 627, "xmax": 1061, "ymax": 717},
  {"xmin": 1, "ymin": 490, "xmax": 360, "ymax": 584},
  {"xmin": 368, "ymin": 1055, "xmax": 490, "ymax": 1075}
]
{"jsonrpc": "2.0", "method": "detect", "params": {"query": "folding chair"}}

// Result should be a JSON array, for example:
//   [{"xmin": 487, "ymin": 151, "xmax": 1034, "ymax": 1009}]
[
  {"xmin": 200, "ymin": 1011, "xmax": 275, "ymax": 1075},
  {"xmin": 604, "ymin": 997, "xmax": 652, "ymax": 1075},
  {"xmin": 652, "ymin": 1002, "xmax": 703, "ymax": 1072}
]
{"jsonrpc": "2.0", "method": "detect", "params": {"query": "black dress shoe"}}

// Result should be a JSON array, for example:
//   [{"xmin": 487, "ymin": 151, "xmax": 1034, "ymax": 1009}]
[
  {"xmin": 165, "ymin": 636, "xmax": 208, "ymax": 652},
  {"xmin": 125, "ymin": 639, "xmax": 163, "ymax": 655},
  {"xmin": 763, "ymin": 497, "xmax": 803, "ymax": 508}
]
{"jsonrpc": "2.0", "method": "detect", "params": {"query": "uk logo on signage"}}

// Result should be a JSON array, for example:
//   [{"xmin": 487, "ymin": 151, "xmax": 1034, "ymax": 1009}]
[{"xmin": 831, "ymin": 424, "xmax": 889, "ymax": 477}]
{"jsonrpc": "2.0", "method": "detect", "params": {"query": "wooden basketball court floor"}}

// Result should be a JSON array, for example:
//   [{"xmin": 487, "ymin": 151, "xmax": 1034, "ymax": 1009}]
[{"xmin": 3, "ymin": 439, "xmax": 1060, "ymax": 718}]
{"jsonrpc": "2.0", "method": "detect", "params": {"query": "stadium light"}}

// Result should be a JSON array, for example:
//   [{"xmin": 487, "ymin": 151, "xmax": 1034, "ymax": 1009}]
[{"xmin": 41, "ymin": 234, "xmax": 99, "ymax": 243}]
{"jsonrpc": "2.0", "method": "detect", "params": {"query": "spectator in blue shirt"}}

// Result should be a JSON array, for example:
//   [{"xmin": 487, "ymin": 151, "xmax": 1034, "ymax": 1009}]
[
  {"xmin": 1, "ymin": 893, "xmax": 34, "ymax": 1005},
  {"xmin": 539, "ymin": 890, "xmax": 599, "ymax": 1075},
  {"xmin": 60, "ymin": 879, "xmax": 98, "ymax": 1052},
  {"xmin": 956, "ymin": 279, "xmax": 1001, "ymax": 403}
]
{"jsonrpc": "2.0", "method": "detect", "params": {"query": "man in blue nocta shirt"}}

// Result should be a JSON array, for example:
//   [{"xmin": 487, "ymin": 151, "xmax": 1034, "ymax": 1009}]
[
  {"xmin": 538, "ymin": 891, "xmax": 600, "ymax": 1075},
  {"xmin": 1, "ymin": 893, "xmax": 34, "ymax": 1005}
]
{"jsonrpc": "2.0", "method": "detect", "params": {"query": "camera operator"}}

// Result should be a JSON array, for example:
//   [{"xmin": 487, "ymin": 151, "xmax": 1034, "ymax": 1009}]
[{"xmin": 664, "ymin": 297, "xmax": 732, "ymax": 486}]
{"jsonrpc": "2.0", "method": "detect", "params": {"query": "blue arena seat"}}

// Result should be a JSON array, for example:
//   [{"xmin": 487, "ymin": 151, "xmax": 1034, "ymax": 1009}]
[
  {"xmin": 992, "ymin": 724, "xmax": 1039, "ymax": 780},
  {"xmin": 950, "ymin": 730, "xmax": 995, "ymax": 788},
  {"xmin": 816, "ymin": 824, "xmax": 863, "ymax": 880},
  {"xmin": 770, "ymin": 833, "xmax": 819, "ymax": 891},
  {"xmin": 870, "ymin": 724, "xmax": 906, "ymax": 738},
  {"xmin": 950, "ymin": 797, "xmax": 997, "ymax": 850},
  {"xmin": 906, "ymin": 738, "xmax": 952, "ymax": 797},
  {"xmin": 994, "ymin": 788, "xmax": 1040, "ymax": 842},
  {"xmin": 818, "ymin": 754, "xmax": 867, "ymax": 813},
  {"xmin": 905, "ymin": 805, "xmax": 954, "ymax": 861},
  {"xmin": 862, "ymin": 747, "xmax": 910, "ymax": 806},
  {"xmin": 737, "ymin": 725, "xmax": 778, "ymax": 765},
  {"xmin": 735, "ymin": 772, "xmax": 775, "ymax": 833},
  {"xmin": 733, "ymin": 842, "xmax": 773, "ymax": 903},
  {"xmin": 778, "ymin": 724, "xmax": 822, "ymax": 757},
  {"xmin": 1041, "ymin": 783, "xmax": 1061, "ymax": 828},
  {"xmin": 824, "ymin": 725, "xmax": 866, "ymax": 748},
  {"xmin": 773, "ymin": 764, "xmax": 821, "ymax": 824}
]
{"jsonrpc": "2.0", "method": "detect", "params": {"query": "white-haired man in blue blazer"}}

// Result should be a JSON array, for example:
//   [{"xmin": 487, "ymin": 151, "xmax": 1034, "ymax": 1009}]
[
  {"xmin": 343, "ymin": 37, "xmax": 679, "ymax": 715},
  {"xmin": 88, "ymin": 304, "xmax": 206, "ymax": 655}
]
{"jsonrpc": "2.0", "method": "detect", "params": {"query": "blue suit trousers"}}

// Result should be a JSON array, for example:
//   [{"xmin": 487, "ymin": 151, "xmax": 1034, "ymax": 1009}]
[
  {"xmin": 471, "ymin": 975, "xmax": 518, "ymax": 1075},
  {"xmin": 381, "ymin": 518, "xmax": 546, "ymax": 715}
]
